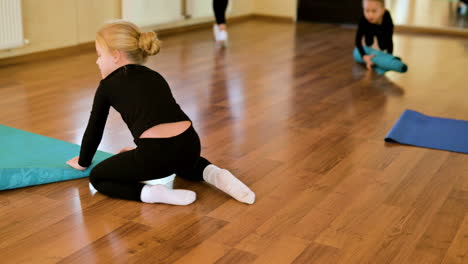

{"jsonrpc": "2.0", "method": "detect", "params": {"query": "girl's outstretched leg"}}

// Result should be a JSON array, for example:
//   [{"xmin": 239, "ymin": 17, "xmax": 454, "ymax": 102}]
[{"xmin": 203, "ymin": 164, "xmax": 255, "ymax": 204}]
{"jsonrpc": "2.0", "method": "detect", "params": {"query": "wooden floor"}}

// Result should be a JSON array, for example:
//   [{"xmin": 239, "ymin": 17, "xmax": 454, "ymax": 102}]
[{"xmin": 1, "ymin": 19, "xmax": 468, "ymax": 263}]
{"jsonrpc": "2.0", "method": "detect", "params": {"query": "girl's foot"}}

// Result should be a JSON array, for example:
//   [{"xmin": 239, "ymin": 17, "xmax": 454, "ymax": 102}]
[
  {"xmin": 203, "ymin": 164, "xmax": 255, "ymax": 204},
  {"xmin": 213, "ymin": 24, "xmax": 228, "ymax": 46},
  {"xmin": 140, "ymin": 184, "xmax": 196, "ymax": 205}
]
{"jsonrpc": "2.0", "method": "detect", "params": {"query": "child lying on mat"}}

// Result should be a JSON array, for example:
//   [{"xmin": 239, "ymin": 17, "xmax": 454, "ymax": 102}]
[
  {"xmin": 66, "ymin": 20, "xmax": 255, "ymax": 206},
  {"xmin": 354, "ymin": 0, "xmax": 407, "ymax": 74}
]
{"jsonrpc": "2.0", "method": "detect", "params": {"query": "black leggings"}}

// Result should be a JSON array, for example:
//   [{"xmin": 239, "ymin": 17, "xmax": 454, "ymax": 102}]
[
  {"xmin": 89, "ymin": 126, "xmax": 211, "ymax": 202},
  {"xmin": 213, "ymin": 0, "xmax": 229, "ymax": 24}
]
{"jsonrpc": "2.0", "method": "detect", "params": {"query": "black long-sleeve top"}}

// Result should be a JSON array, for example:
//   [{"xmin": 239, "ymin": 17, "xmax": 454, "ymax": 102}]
[
  {"xmin": 355, "ymin": 10, "xmax": 394, "ymax": 57},
  {"xmin": 78, "ymin": 64, "xmax": 190, "ymax": 167}
]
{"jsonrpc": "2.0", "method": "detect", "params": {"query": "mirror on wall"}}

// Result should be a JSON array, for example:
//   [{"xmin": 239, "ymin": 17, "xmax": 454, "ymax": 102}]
[
  {"xmin": 296, "ymin": 0, "xmax": 467, "ymax": 31},
  {"xmin": 386, "ymin": 0, "xmax": 468, "ymax": 31}
]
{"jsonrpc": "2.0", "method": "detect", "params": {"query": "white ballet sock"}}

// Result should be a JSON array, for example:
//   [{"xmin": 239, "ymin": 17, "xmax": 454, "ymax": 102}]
[
  {"xmin": 140, "ymin": 184, "xmax": 196, "ymax": 205},
  {"xmin": 88, "ymin": 182, "xmax": 98, "ymax": 195},
  {"xmin": 203, "ymin": 164, "xmax": 255, "ymax": 204},
  {"xmin": 213, "ymin": 24, "xmax": 228, "ymax": 45}
]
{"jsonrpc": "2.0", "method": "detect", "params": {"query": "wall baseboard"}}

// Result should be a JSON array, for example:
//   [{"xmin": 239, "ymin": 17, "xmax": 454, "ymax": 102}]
[
  {"xmin": 154, "ymin": 14, "xmax": 252, "ymax": 37},
  {"xmin": 395, "ymin": 25, "xmax": 468, "ymax": 38},
  {"xmin": 0, "ymin": 42, "xmax": 96, "ymax": 68},
  {"xmin": 251, "ymin": 14, "xmax": 295, "ymax": 23},
  {"xmin": 0, "ymin": 14, "xmax": 297, "ymax": 67}
]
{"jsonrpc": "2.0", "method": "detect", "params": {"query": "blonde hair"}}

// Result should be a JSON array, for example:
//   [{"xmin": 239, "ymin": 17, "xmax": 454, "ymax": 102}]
[{"xmin": 96, "ymin": 20, "xmax": 161, "ymax": 64}]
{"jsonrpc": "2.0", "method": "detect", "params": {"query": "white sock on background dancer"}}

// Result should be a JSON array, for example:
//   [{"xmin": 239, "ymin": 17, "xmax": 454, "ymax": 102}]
[
  {"xmin": 203, "ymin": 164, "xmax": 255, "ymax": 204},
  {"xmin": 140, "ymin": 184, "xmax": 196, "ymax": 205}
]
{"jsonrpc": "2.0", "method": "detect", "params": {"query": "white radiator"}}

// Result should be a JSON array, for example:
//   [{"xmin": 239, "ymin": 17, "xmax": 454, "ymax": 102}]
[{"xmin": 0, "ymin": 0, "xmax": 25, "ymax": 50}]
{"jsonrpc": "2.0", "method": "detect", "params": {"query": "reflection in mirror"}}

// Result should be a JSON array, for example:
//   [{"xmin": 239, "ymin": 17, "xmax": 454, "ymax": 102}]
[{"xmin": 386, "ymin": 0, "xmax": 468, "ymax": 30}]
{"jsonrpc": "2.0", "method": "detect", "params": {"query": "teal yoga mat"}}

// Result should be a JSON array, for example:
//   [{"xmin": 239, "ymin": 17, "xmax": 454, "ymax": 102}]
[
  {"xmin": 353, "ymin": 46, "xmax": 408, "ymax": 75},
  {"xmin": 0, "ymin": 124, "xmax": 112, "ymax": 191}
]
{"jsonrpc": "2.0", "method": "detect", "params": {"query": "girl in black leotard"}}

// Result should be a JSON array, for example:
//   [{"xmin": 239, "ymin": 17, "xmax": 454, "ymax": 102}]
[
  {"xmin": 355, "ymin": 0, "xmax": 394, "ymax": 70},
  {"xmin": 66, "ymin": 21, "xmax": 255, "ymax": 206}
]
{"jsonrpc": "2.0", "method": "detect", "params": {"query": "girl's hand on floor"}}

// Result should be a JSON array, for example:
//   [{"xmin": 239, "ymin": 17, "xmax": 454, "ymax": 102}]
[
  {"xmin": 363, "ymin": 54, "xmax": 375, "ymax": 70},
  {"xmin": 66, "ymin": 156, "xmax": 87, "ymax": 171}
]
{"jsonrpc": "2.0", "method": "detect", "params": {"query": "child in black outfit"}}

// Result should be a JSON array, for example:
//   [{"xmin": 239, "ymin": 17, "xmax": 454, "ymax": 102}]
[
  {"xmin": 355, "ymin": 0, "xmax": 394, "ymax": 70},
  {"xmin": 66, "ymin": 21, "xmax": 255, "ymax": 206}
]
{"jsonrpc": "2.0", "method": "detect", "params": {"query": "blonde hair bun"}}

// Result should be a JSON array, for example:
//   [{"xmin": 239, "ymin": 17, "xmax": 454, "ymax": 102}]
[
  {"xmin": 96, "ymin": 20, "xmax": 162, "ymax": 64},
  {"xmin": 139, "ymin": 31, "xmax": 161, "ymax": 56}
]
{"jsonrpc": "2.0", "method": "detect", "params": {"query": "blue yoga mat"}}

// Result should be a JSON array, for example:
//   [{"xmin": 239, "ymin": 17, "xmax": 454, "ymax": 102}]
[
  {"xmin": 385, "ymin": 110, "xmax": 468, "ymax": 154},
  {"xmin": 0, "ymin": 124, "xmax": 113, "ymax": 191}
]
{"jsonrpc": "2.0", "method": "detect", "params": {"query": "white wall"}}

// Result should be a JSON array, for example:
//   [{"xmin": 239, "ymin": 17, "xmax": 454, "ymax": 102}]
[
  {"xmin": 254, "ymin": 0, "xmax": 297, "ymax": 20},
  {"xmin": 122, "ymin": 0, "xmax": 183, "ymax": 27},
  {"xmin": 0, "ymin": 0, "xmax": 120, "ymax": 59}
]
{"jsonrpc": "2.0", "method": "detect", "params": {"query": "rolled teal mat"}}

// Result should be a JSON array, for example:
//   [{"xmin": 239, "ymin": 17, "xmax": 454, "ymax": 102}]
[
  {"xmin": 0, "ymin": 124, "xmax": 112, "ymax": 191},
  {"xmin": 353, "ymin": 46, "xmax": 408, "ymax": 75}
]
